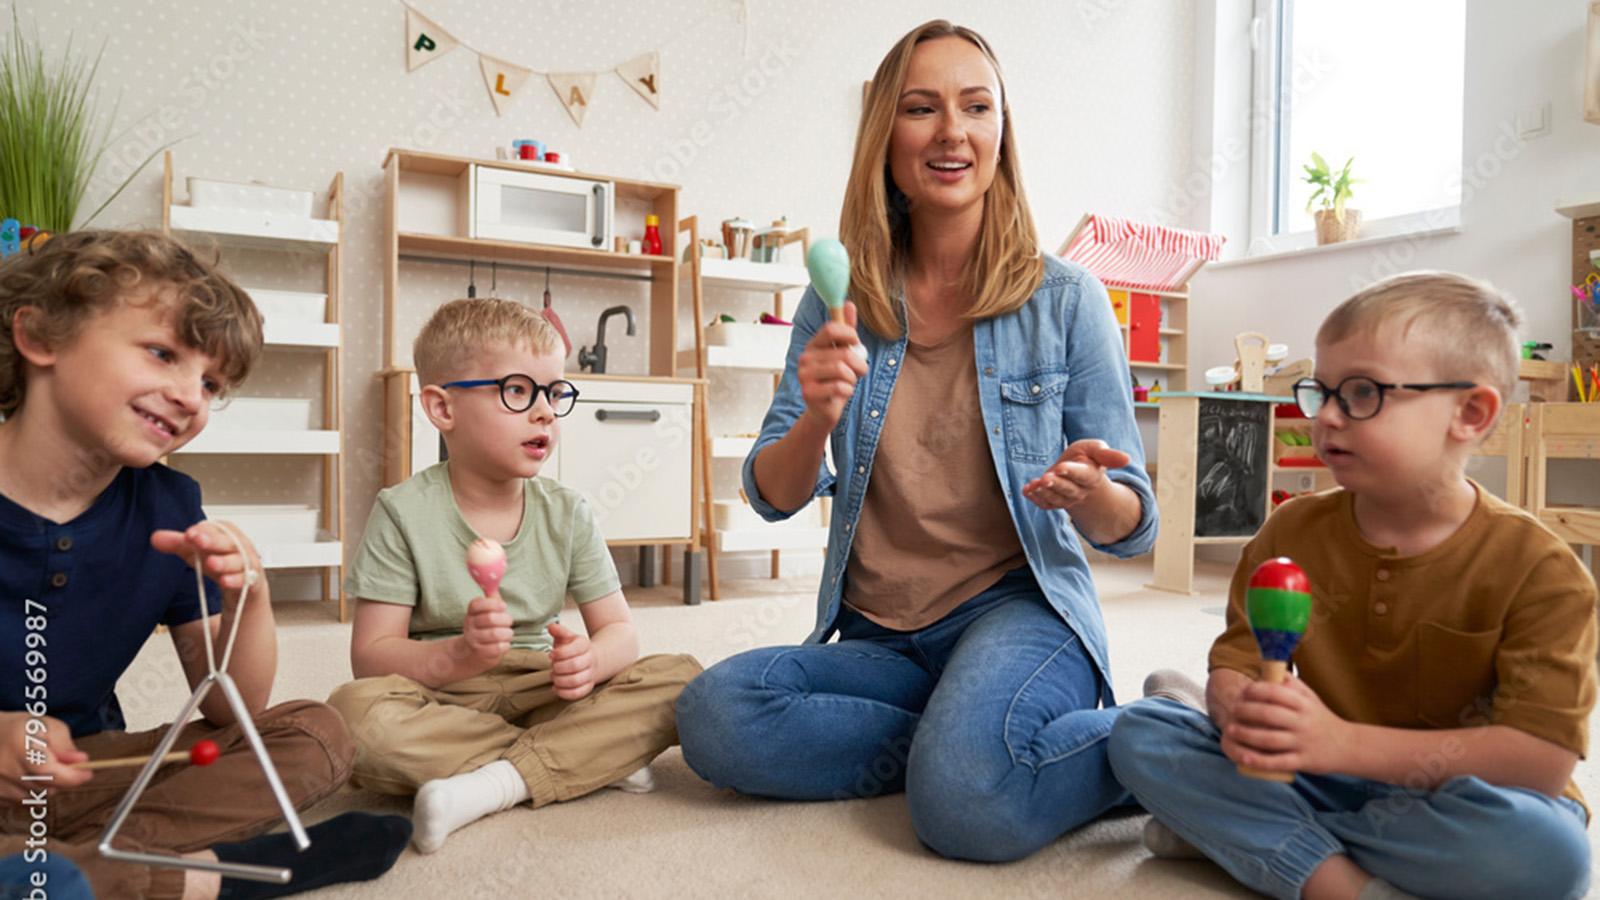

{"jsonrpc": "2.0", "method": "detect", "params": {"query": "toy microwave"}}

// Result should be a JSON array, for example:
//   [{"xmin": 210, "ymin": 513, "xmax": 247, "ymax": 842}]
[{"xmin": 462, "ymin": 164, "xmax": 613, "ymax": 251}]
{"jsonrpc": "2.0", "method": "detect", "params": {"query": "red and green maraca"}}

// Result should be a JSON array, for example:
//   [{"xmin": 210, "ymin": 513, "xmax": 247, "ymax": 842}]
[{"xmin": 1237, "ymin": 556, "xmax": 1312, "ymax": 783}]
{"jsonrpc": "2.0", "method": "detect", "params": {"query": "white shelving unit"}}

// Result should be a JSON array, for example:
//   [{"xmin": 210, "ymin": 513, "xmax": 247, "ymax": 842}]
[
  {"xmin": 678, "ymin": 216, "xmax": 822, "ymax": 600},
  {"xmin": 162, "ymin": 151, "xmax": 348, "ymax": 619},
  {"xmin": 176, "ymin": 430, "xmax": 342, "ymax": 455}
]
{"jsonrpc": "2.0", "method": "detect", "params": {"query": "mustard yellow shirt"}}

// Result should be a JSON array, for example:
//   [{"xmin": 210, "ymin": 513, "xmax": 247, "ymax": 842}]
[{"xmin": 1210, "ymin": 481, "xmax": 1597, "ymax": 810}]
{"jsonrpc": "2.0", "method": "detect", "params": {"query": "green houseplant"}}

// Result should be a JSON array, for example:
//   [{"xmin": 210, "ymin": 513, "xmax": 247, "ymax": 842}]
[
  {"xmin": 1302, "ymin": 152, "xmax": 1361, "ymax": 245},
  {"xmin": 0, "ymin": 10, "xmax": 164, "ymax": 234}
]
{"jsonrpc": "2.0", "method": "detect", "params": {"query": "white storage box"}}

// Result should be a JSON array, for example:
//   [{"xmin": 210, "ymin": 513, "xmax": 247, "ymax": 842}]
[
  {"xmin": 714, "ymin": 499, "xmax": 822, "ymax": 531},
  {"xmin": 706, "ymin": 321, "xmax": 793, "ymax": 357},
  {"xmin": 246, "ymin": 289, "xmax": 327, "ymax": 325},
  {"xmin": 202, "ymin": 504, "xmax": 319, "ymax": 544},
  {"xmin": 188, "ymin": 177, "xmax": 313, "ymax": 217},
  {"xmin": 208, "ymin": 397, "xmax": 313, "ymax": 431}
]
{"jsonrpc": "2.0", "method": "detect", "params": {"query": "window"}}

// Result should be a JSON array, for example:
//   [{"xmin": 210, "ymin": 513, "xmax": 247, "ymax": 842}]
[{"xmin": 1250, "ymin": 0, "xmax": 1465, "ymax": 247}]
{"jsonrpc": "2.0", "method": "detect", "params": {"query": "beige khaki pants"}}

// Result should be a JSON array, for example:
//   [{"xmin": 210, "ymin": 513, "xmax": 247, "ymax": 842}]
[{"xmin": 328, "ymin": 651, "xmax": 701, "ymax": 806}]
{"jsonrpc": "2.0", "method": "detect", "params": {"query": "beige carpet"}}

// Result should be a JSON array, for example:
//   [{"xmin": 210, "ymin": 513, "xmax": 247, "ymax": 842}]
[{"xmin": 113, "ymin": 557, "xmax": 1599, "ymax": 898}]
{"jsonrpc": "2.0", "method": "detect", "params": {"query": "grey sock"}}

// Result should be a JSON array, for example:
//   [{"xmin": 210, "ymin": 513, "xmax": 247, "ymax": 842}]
[
  {"xmin": 1141, "ymin": 817, "xmax": 1206, "ymax": 860},
  {"xmin": 1358, "ymin": 878, "xmax": 1420, "ymax": 900},
  {"xmin": 1142, "ymin": 668, "xmax": 1206, "ymax": 712}
]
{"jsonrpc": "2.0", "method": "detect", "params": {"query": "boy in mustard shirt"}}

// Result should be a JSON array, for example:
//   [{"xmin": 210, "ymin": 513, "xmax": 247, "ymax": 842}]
[{"xmin": 1110, "ymin": 272, "xmax": 1596, "ymax": 900}]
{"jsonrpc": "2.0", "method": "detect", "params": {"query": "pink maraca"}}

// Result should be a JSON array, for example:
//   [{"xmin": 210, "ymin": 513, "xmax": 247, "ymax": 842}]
[{"xmin": 466, "ymin": 538, "xmax": 507, "ymax": 600}]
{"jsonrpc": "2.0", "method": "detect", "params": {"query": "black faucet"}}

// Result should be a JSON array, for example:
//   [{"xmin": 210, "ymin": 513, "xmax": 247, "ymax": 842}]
[{"xmin": 578, "ymin": 305, "xmax": 636, "ymax": 374}]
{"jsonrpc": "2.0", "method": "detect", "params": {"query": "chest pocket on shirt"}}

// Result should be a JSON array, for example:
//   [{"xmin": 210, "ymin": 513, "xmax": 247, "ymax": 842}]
[
  {"xmin": 1000, "ymin": 370, "xmax": 1069, "ymax": 464},
  {"xmin": 1415, "ymin": 620, "xmax": 1501, "ymax": 728}
]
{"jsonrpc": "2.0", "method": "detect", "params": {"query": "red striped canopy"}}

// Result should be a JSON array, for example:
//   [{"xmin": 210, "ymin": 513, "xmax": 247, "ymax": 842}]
[{"xmin": 1057, "ymin": 214, "xmax": 1225, "ymax": 292}]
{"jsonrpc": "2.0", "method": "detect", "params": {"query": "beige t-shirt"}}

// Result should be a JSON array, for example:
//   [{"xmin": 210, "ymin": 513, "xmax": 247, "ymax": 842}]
[
  {"xmin": 1210, "ymin": 481, "xmax": 1597, "ymax": 811},
  {"xmin": 844, "ymin": 326, "xmax": 1026, "ymax": 631},
  {"xmin": 345, "ymin": 462, "xmax": 621, "ymax": 651}
]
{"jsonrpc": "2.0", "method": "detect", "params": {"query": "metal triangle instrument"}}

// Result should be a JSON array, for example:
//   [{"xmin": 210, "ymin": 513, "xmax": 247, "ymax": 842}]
[{"xmin": 96, "ymin": 522, "xmax": 310, "ymax": 884}]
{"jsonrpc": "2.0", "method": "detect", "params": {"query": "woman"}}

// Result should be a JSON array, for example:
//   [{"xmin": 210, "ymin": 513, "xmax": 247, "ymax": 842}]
[{"xmin": 675, "ymin": 20, "xmax": 1156, "ymax": 862}]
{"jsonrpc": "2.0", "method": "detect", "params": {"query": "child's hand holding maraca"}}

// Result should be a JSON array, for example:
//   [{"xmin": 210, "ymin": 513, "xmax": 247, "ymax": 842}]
[
  {"xmin": 1222, "ymin": 673, "xmax": 1355, "ymax": 777},
  {"xmin": 462, "ymin": 596, "xmax": 513, "ymax": 663},
  {"xmin": 548, "ymin": 622, "xmax": 596, "ymax": 701},
  {"xmin": 1235, "ymin": 557, "xmax": 1313, "ymax": 782},
  {"xmin": 462, "ymin": 539, "xmax": 512, "ymax": 664}
]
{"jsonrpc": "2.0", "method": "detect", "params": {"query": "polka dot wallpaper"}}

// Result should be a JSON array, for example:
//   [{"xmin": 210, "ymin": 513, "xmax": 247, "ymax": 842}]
[{"xmin": 19, "ymin": 0, "xmax": 1194, "ymax": 592}]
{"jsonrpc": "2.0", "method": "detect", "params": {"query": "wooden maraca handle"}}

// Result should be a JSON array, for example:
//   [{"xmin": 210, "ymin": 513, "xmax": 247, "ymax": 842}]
[
  {"xmin": 1236, "ymin": 660, "xmax": 1294, "ymax": 783},
  {"xmin": 829, "ymin": 305, "xmax": 846, "ymax": 324}
]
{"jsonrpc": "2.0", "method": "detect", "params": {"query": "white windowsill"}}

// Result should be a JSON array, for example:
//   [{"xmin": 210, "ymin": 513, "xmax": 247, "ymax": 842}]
[{"xmin": 1210, "ymin": 208, "xmax": 1462, "ymax": 270}]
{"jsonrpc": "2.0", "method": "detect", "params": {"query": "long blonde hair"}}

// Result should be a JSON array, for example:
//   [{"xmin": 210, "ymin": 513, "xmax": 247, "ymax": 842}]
[{"xmin": 840, "ymin": 20, "xmax": 1044, "ymax": 340}]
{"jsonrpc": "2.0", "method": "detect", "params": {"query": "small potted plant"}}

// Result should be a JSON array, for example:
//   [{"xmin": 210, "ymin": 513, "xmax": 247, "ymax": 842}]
[{"xmin": 1303, "ymin": 152, "xmax": 1361, "ymax": 245}]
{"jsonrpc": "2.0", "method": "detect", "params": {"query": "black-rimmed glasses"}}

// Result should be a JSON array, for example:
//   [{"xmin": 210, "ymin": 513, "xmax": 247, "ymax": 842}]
[
  {"xmin": 1292, "ymin": 376, "xmax": 1476, "ymax": 421},
  {"xmin": 440, "ymin": 374, "xmax": 580, "ymax": 416}
]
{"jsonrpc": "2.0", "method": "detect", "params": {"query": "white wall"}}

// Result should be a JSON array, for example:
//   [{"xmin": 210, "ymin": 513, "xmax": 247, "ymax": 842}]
[{"xmin": 28, "ymin": 0, "xmax": 1199, "ymax": 589}]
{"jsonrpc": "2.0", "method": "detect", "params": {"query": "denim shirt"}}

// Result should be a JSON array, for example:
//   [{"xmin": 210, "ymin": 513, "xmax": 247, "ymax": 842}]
[{"xmin": 741, "ymin": 255, "xmax": 1157, "ymax": 707}]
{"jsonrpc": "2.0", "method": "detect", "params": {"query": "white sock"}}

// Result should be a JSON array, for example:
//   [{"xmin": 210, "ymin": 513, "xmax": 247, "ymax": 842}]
[
  {"xmin": 411, "ymin": 759, "xmax": 530, "ymax": 854},
  {"xmin": 607, "ymin": 766, "xmax": 655, "ymax": 794}
]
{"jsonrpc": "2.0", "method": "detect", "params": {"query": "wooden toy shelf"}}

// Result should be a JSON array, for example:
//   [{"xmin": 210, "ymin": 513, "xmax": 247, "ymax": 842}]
[{"xmin": 160, "ymin": 151, "xmax": 348, "ymax": 618}]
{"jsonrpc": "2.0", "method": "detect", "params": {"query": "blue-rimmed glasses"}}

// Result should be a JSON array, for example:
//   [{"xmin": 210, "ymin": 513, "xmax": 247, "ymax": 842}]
[
  {"xmin": 1292, "ymin": 376, "xmax": 1476, "ymax": 421},
  {"xmin": 440, "ymin": 374, "xmax": 580, "ymax": 416}
]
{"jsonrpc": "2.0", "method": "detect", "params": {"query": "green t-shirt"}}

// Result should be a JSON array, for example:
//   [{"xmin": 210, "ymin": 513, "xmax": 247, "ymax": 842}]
[{"xmin": 345, "ymin": 462, "xmax": 621, "ymax": 652}]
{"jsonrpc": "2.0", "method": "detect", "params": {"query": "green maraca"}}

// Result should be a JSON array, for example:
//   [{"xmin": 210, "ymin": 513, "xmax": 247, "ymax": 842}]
[
  {"xmin": 1238, "ymin": 556, "xmax": 1312, "ymax": 783},
  {"xmin": 806, "ymin": 238, "xmax": 850, "ymax": 324}
]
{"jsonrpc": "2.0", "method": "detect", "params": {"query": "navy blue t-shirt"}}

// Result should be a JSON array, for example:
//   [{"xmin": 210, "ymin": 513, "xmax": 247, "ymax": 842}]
[{"xmin": 0, "ymin": 464, "xmax": 221, "ymax": 737}]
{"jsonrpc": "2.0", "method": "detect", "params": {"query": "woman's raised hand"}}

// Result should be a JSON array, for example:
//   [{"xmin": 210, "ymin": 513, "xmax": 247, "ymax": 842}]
[{"xmin": 796, "ymin": 301, "xmax": 867, "ymax": 433}]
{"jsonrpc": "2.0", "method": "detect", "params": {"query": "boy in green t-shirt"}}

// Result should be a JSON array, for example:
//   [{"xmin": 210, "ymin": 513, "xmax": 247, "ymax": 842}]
[{"xmin": 329, "ymin": 298, "xmax": 701, "ymax": 854}]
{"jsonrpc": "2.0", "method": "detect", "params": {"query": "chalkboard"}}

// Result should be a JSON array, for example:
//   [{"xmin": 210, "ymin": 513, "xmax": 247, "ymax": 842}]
[{"xmin": 1194, "ymin": 397, "xmax": 1270, "ymax": 537}]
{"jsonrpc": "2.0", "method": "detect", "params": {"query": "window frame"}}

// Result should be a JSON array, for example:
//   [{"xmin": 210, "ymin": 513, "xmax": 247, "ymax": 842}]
[{"xmin": 1244, "ymin": 0, "xmax": 1464, "ymax": 258}]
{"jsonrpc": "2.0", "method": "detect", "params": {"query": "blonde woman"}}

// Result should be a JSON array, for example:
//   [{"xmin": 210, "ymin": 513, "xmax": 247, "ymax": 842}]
[{"xmin": 676, "ymin": 21, "xmax": 1156, "ymax": 860}]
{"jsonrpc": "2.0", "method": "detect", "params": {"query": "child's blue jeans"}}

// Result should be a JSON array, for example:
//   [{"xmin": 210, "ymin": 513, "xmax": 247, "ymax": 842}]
[
  {"xmin": 675, "ymin": 567, "xmax": 1128, "ymax": 862},
  {"xmin": 1109, "ymin": 698, "xmax": 1590, "ymax": 900}
]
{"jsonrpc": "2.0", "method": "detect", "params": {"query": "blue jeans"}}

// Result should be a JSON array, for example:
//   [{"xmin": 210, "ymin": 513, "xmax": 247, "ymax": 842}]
[
  {"xmin": 675, "ymin": 568, "xmax": 1128, "ymax": 862},
  {"xmin": 1108, "ymin": 699, "xmax": 1592, "ymax": 900},
  {"xmin": 0, "ymin": 853, "xmax": 92, "ymax": 900}
]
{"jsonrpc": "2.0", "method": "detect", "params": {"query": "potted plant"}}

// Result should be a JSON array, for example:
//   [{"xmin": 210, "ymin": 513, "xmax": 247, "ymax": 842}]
[
  {"xmin": 0, "ymin": 10, "xmax": 165, "ymax": 236},
  {"xmin": 1303, "ymin": 152, "xmax": 1361, "ymax": 245}
]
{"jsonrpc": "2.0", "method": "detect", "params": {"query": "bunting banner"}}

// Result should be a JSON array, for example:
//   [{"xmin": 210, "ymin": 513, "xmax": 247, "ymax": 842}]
[
  {"xmin": 401, "ymin": 3, "xmax": 662, "ymax": 126},
  {"xmin": 547, "ymin": 72, "xmax": 599, "ymax": 126},
  {"xmin": 615, "ymin": 52, "xmax": 661, "ymax": 110},
  {"xmin": 480, "ymin": 54, "xmax": 534, "ymax": 118},
  {"xmin": 405, "ymin": 8, "xmax": 458, "ymax": 72}
]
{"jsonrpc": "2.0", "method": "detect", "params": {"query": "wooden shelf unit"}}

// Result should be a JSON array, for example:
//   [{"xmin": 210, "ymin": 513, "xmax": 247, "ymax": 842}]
[
  {"xmin": 1108, "ymin": 283, "xmax": 1190, "ymax": 392},
  {"xmin": 161, "ymin": 151, "xmax": 347, "ymax": 618},
  {"xmin": 380, "ymin": 148, "xmax": 682, "ymax": 376},
  {"xmin": 1559, "ymin": 198, "xmax": 1600, "ymax": 400},
  {"xmin": 678, "ymin": 215, "xmax": 818, "ymax": 601}
]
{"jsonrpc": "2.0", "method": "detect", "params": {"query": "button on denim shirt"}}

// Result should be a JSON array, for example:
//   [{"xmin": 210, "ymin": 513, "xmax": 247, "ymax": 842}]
[{"xmin": 741, "ymin": 255, "xmax": 1157, "ymax": 707}]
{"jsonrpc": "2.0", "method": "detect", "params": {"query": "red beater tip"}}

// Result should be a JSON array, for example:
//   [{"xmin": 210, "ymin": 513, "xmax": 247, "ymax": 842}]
[{"xmin": 189, "ymin": 739, "xmax": 221, "ymax": 767}]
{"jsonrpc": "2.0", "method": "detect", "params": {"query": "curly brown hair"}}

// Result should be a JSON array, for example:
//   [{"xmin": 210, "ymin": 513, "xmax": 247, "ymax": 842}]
[{"xmin": 0, "ymin": 230, "xmax": 263, "ymax": 417}]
